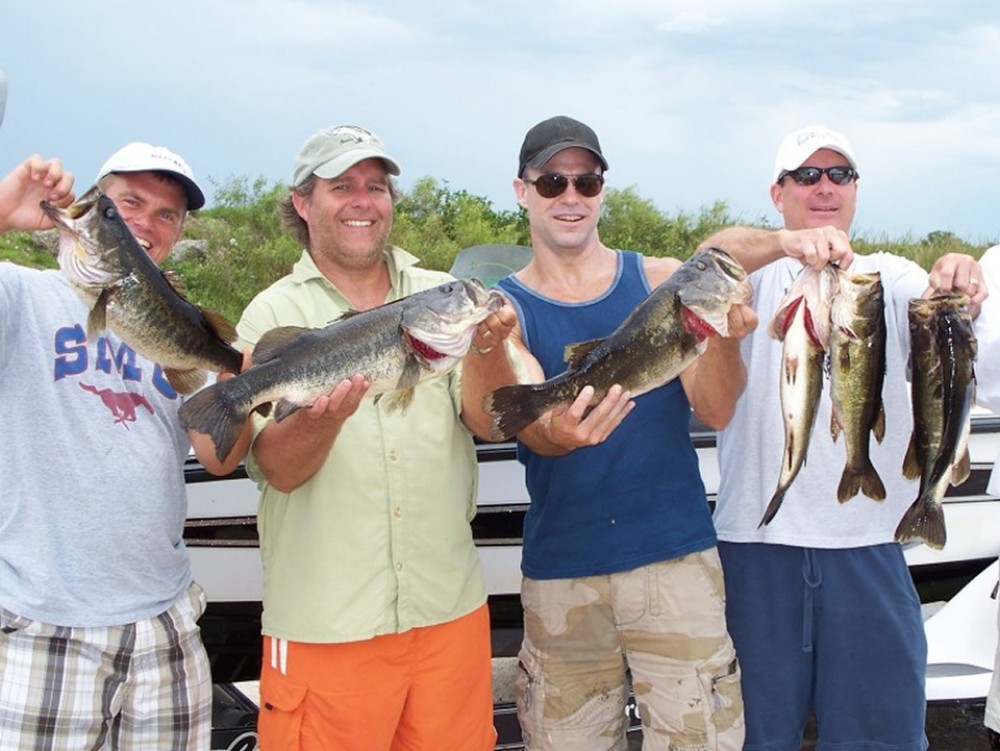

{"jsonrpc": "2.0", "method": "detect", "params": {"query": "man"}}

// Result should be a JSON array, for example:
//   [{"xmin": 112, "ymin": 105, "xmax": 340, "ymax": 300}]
[
  {"xmin": 702, "ymin": 125, "xmax": 988, "ymax": 751},
  {"xmin": 463, "ymin": 115, "xmax": 752, "ymax": 750},
  {"xmin": 237, "ymin": 124, "xmax": 510, "ymax": 750},
  {"xmin": 975, "ymin": 245, "xmax": 1000, "ymax": 749},
  {"xmin": 0, "ymin": 142, "xmax": 233, "ymax": 750}
]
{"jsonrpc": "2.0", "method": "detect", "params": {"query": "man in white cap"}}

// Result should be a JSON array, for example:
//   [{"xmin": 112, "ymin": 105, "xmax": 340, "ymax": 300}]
[
  {"xmin": 0, "ymin": 142, "xmax": 229, "ymax": 750},
  {"xmin": 236, "ymin": 124, "xmax": 513, "ymax": 750},
  {"xmin": 700, "ymin": 125, "xmax": 987, "ymax": 750}
]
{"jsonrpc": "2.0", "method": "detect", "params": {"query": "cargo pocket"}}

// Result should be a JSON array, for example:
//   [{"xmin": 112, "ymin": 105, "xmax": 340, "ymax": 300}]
[
  {"xmin": 258, "ymin": 671, "xmax": 308, "ymax": 751},
  {"xmin": 696, "ymin": 648, "xmax": 743, "ymax": 751},
  {"xmin": 639, "ymin": 646, "xmax": 743, "ymax": 751}
]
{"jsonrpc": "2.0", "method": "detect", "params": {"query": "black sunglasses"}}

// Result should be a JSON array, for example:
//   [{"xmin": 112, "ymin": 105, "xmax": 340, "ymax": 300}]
[
  {"xmin": 778, "ymin": 166, "xmax": 859, "ymax": 186},
  {"xmin": 523, "ymin": 173, "xmax": 605, "ymax": 198}
]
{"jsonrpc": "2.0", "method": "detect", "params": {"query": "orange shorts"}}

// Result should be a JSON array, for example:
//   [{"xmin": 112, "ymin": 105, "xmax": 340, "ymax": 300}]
[{"xmin": 257, "ymin": 604, "xmax": 495, "ymax": 751}]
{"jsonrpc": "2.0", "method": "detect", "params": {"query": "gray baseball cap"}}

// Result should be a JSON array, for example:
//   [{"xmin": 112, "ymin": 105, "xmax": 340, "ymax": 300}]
[{"xmin": 292, "ymin": 125, "xmax": 401, "ymax": 187}]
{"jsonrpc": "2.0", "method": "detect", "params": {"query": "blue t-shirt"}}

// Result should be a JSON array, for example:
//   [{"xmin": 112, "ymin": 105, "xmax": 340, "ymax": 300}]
[{"xmin": 497, "ymin": 250, "xmax": 716, "ymax": 579}]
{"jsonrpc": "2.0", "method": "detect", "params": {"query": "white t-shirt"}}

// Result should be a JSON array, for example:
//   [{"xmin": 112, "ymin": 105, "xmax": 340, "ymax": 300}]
[{"xmin": 715, "ymin": 253, "xmax": 929, "ymax": 547}]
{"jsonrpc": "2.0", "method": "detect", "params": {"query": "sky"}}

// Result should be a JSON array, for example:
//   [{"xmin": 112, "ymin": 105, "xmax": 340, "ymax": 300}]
[{"xmin": 3, "ymin": 1, "xmax": 1000, "ymax": 244}]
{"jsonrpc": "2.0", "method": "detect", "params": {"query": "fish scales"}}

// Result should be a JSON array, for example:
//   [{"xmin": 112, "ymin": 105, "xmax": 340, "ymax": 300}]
[{"xmin": 484, "ymin": 247, "xmax": 752, "ymax": 441}]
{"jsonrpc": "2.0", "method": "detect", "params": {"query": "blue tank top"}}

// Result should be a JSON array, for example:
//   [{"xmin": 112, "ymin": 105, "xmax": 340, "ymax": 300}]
[{"xmin": 496, "ymin": 250, "xmax": 717, "ymax": 579}]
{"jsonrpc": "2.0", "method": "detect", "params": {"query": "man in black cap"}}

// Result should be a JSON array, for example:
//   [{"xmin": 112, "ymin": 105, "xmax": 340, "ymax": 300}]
[{"xmin": 467, "ymin": 115, "xmax": 753, "ymax": 749}]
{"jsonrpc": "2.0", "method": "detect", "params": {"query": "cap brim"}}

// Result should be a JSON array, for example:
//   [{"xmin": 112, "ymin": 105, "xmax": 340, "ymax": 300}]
[
  {"xmin": 312, "ymin": 149, "xmax": 402, "ymax": 181},
  {"xmin": 524, "ymin": 142, "xmax": 609, "ymax": 175}
]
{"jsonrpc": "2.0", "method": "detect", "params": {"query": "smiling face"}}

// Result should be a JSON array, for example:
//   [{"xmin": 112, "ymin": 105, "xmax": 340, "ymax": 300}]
[
  {"xmin": 771, "ymin": 148, "xmax": 858, "ymax": 233},
  {"xmin": 100, "ymin": 172, "xmax": 187, "ymax": 266},
  {"xmin": 292, "ymin": 157, "xmax": 394, "ymax": 273},
  {"xmin": 514, "ymin": 147, "xmax": 604, "ymax": 254}
]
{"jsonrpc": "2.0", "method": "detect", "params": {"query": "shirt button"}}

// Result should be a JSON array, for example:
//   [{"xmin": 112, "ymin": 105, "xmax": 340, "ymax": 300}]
[
  {"xmin": 389, "ymin": 450, "xmax": 399, "ymax": 461},
  {"xmin": 396, "ymin": 562, "xmax": 403, "ymax": 572},
  {"xmin": 393, "ymin": 506, "xmax": 402, "ymax": 518}
]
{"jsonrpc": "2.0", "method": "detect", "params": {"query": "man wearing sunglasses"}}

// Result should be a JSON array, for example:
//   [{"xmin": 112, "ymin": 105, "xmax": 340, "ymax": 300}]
[
  {"xmin": 466, "ymin": 115, "xmax": 754, "ymax": 750},
  {"xmin": 701, "ymin": 124, "xmax": 988, "ymax": 751}
]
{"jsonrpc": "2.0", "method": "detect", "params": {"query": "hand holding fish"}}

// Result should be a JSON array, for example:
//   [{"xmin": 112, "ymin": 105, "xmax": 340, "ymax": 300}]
[
  {"xmin": 0, "ymin": 155, "xmax": 75, "ymax": 233},
  {"xmin": 302, "ymin": 374, "xmax": 371, "ymax": 421},
  {"xmin": 927, "ymin": 253, "xmax": 988, "ymax": 314},
  {"xmin": 529, "ymin": 384, "xmax": 635, "ymax": 456},
  {"xmin": 470, "ymin": 296, "xmax": 517, "ymax": 354},
  {"xmin": 775, "ymin": 226, "xmax": 855, "ymax": 270}
]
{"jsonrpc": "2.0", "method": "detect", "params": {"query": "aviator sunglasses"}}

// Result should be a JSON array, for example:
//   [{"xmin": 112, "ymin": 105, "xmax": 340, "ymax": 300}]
[
  {"xmin": 523, "ymin": 172, "xmax": 605, "ymax": 198},
  {"xmin": 778, "ymin": 165, "xmax": 860, "ymax": 186}
]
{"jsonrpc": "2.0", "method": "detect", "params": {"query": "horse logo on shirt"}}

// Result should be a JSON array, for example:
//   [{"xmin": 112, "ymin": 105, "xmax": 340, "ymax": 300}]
[{"xmin": 79, "ymin": 382, "xmax": 154, "ymax": 428}]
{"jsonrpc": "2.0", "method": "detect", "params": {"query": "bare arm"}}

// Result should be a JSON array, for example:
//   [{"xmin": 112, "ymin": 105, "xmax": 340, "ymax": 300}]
[
  {"xmin": 188, "ymin": 349, "xmax": 255, "ymax": 476},
  {"xmin": 0, "ymin": 155, "xmax": 75, "ymax": 234},
  {"xmin": 699, "ymin": 226, "xmax": 855, "ymax": 273},
  {"xmin": 252, "ymin": 375, "xmax": 370, "ymax": 493},
  {"xmin": 678, "ymin": 302, "xmax": 757, "ymax": 429},
  {"xmin": 460, "ymin": 299, "xmax": 520, "ymax": 440}
]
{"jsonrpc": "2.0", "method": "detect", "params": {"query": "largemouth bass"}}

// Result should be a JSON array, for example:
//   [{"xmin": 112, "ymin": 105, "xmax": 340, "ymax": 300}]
[
  {"xmin": 180, "ymin": 278, "xmax": 503, "ymax": 462},
  {"xmin": 41, "ymin": 186, "xmax": 242, "ymax": 394},
  {"xmin": 483, "ymin": 246, "xmax": 752, "ymax": 441},
  {"xmin": 829, "ymin": 270, "xmax": 887, "ymax": 503},
  {"xmin": 896, "ymin": 294, "xmax": 977, "ymax": 549},
  {"xmin": 759, "ymin": 263, "xmax": 839, "ymax": 527}
]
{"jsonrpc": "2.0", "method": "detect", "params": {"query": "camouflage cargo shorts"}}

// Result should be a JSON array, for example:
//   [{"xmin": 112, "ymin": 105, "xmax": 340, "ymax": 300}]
[{"xmin": 516, "ymin": 548, "xmax": 744, "ymax": 751}]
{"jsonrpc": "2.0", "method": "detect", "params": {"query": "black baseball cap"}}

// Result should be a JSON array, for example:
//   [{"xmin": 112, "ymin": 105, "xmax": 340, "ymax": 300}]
[{"xmin": 518, "ymin": 116, "xmax": 609, "ymax": 177}]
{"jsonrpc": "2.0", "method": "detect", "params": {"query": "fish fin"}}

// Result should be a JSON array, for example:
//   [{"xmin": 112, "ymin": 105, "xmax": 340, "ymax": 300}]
[
  {"xmin": 177, "ymin": 382, "xmax": 251, "ymax": 464},
  {"xmin": 164, "ymin": 367, "xmax": 207, "ymax": 396},
  {"xmin": 201, "ymin": 307, "xmax": 239, "ymax": 344},
  {"xmin": 483, "ymin": 383, "xmax": 552, "ymax": 441},
  {"xmin": 273, "ymin": 399, "xmax": 303, "ymax": 423},
  {"xmin": 838, "ymin": 461, "xmax": 886, "ymax": 503},
  {"xmin": 161, "ymin": 268, "xmax": 189, "ymax": 297},
  {"xmin": 894, "ymin": 495, "xmax": 947, "ymax": 550},
  {"xmin": 872, "ymin": 403, "xmax": 886, "ymax": 444},
  {"xmin": 951, "ymin": 449, "xmax": 971, "ymax": 486},
  {"xmin": 253, "ymin": 326, "xmax": 312, "ymax": 364},
  {"xmin": 381, "ymin": 388, "xmax": 416, "ymax": 413},
  {"xmin": 759, "ymin": 489, "xmax": 786, "ymax": 527},
  {"xmin": 901, "ymin": 434, "xmax": 922, "ymax": 481},
  {"xmin": 88, "ymin": 290, "xmax": 111, "ymax": 336},
  {"xmin": 829, "ymin": 408, "xmax": 842, "ymax": 442},
  {"xmin": 564, "ymin": 339, "xmax": 603, "ymax": 369}
]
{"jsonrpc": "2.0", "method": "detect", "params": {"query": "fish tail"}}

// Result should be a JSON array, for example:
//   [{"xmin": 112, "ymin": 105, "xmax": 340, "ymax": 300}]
[
  {"xmin": 758, "ymin": 488, "xmax": 787, "ymax": 528},
  {"xmin": 178, "ymin": 383, "xmax": 250, "ymax": 464},
  {"xmin": 483, "ymin": 384, "xmax": 553, "ymax": 441},
  {"xmin": 894, "ymin": 494, "xmax": 947, "ymax": 550},
  {"xmin": 837, "ymin": 460, "xmax": 885, "ymax": 503}
]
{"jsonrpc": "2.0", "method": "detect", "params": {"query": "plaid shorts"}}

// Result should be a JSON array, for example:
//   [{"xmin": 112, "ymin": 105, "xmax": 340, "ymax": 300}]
[
  {"xmin": 516, "ymin": 549, "xmax": 745, "ymax": 751},
  {"xmin": 0, "ymin": 583, "xmax": 212, "ymax": 751}
]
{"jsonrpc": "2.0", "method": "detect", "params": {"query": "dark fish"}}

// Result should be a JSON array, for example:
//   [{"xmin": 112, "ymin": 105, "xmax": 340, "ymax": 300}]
[
  {"xmin": 829, "ymin": 269, "xmax": 887, "ymax": 503},
  {"xmin": 41, "ymin": 186, "xmax": 242, "ymax": 393},
  {"xmin": 896, "ymin": 294, "xmax": 977, "ymax": 549},
  {"xmin": 483, "ymin": 246, "xmax": 752, "ymax": 441},
  {"xmin": 760, "ymin": 263, "xmax": 839, "ymax": 527},
  {"xmin": 179, "ymin": 278, "xmax": 503, "ymax": 462}
]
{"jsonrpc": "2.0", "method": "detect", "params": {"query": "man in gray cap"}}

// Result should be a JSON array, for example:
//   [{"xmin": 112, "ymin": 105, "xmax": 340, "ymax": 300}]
[
  {"xmin": 462, "ymin": 115, "xmax": 753, "ymax": 750},
  {"xmin": 236, "ymin": 124, "xmax": 514, "ymax": 751},
  {"xmin": 0, "ymin": 141, "xmax": 222, "ymax": 750}
]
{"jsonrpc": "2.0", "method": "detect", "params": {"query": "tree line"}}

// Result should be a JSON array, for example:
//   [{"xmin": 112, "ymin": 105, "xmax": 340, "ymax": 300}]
[{"xmin": 0, "ymin": 175, "xmax": 991, "ymax": 325}]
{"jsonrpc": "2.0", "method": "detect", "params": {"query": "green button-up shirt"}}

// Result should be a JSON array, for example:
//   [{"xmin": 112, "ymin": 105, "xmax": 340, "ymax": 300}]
[{"xmin": 237, "ymin": 247, "xmax": 485, "ymax": 643}]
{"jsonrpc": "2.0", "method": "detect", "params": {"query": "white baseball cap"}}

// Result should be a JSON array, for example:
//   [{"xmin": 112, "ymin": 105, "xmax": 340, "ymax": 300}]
[
  {"xmin": 96, "ymin": 142, "xmax": 206, "ymax": 210},
  {"xmin": 773, "ymin": 125, "xmax": 858, "ymax": 183}
]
